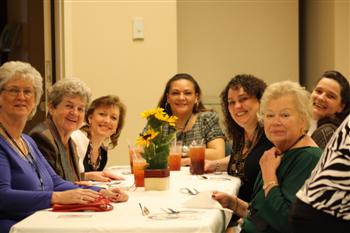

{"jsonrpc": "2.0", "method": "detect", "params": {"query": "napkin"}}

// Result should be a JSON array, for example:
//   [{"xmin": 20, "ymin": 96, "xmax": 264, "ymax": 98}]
[{"xmin": 182, "ymin": 190, "xmax": 233, "ymax": 212}]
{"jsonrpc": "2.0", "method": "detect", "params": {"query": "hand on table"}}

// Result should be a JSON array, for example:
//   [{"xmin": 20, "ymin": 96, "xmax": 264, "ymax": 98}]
[
  {"xmin": 204, "ymin": 160, "xmax": 216, "ymax": 173},
  {"xmin": 84, "ymin": 171, "xmax": 124, "ymax": 182},
  {"xmin": 51, "ymin": 188, "xmax": 100, "ymax": 204},
  {"xmin": 99, "ymin": 187, "xmax": 129, "ymax": 202},
  {"xmin": 211, "ymin": 191, "xmax": 236, "ymax": 210}
]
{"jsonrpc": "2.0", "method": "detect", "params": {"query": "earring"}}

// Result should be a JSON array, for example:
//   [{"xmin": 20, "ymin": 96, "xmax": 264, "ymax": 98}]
[{"xmin": 165, "ymin": 102, "xmax": 171, "ymax": 112}]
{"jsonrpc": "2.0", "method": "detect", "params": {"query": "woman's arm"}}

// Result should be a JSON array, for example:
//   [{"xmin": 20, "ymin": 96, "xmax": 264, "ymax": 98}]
[
  {"xmin": 205, "ymin": 137, "xmax": 225, "ymax": 160},
  {"xmin": 205, "ymin": 155, "xmax": 230, "ymax": 173}
]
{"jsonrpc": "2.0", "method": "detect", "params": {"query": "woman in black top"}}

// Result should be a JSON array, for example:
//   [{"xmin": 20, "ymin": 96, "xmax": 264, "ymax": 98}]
[
  {"xmin": 72, "ymin": 95, "xmax": 126, "ymax": 182},
  {"xmin": 205, "ymin": 74, "xmax": 273, "ymax": 230},
  {"xmin": 310, "ymin": 70, "xmax": 350, "ymax": 149}
]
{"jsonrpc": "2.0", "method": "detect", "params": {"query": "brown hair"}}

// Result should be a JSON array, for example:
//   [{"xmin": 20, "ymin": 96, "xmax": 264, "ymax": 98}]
[{"xmin": 81, "ymin": 95, "xmax": 126, "ymax": 149}]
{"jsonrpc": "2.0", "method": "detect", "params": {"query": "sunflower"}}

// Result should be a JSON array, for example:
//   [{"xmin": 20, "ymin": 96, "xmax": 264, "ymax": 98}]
[{"xmin": 137, "ymin": 128, "xmax": 159, "ymax": 147}]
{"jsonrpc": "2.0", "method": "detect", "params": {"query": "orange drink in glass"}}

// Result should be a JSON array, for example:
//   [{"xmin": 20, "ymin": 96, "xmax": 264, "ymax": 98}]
[
  {"xmin": 169, "ymin": 142, "xmax": 182, "ymax": 171},
  {"xmin": 133, "ymin": 158, "xmax": 147, "ymax": 187},
  {"xmin": 189, "ymin": 145, "xmax": 205, "ymax": 175}
]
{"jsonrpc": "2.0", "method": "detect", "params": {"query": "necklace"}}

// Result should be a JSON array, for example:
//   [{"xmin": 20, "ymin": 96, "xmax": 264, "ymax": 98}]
[
  {"xmin": 0, "ymin": 122, "xmax": 27, "ymax": 156},
  {"xmin": 244, "ymin": 127, "xmax": 259, "ymax": 152},
  {"xmin": 229, "ymin": 126, "xmax": 262, "ymax": 182},
  {"xmin": 177, "ymin": 114, "xmax": 192, "ymax": 131},
  {"xmin": 176, "ymin": 114, "xmax": 192, "ymax": 157},
  {"xmin": 276, "ymin": 134, "xmax": 305, "ymax": 155},
  {"xmin": 87, "ymin": 142, "xmax": 102, "ymax": 171},
  {"xmin": 0, "ymin": 122, "xmax": 45, "ymax": 190}
]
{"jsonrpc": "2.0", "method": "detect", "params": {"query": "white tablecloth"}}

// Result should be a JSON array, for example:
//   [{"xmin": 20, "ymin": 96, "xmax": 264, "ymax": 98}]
[{"xmin": 10, "ymin": 166, "xmax": 241, "ymax": 233}]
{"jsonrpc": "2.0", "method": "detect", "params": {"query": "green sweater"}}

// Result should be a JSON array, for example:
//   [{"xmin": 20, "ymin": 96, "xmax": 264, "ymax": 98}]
[{"xmin": 242, "ymin": 147, "xmax": 321, "ymax": 233}]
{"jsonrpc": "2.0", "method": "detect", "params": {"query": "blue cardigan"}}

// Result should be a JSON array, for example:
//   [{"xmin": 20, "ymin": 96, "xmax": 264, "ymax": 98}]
[{"xmin": 0, "ymin": 134, "xmax": 100, "ymax": 233}]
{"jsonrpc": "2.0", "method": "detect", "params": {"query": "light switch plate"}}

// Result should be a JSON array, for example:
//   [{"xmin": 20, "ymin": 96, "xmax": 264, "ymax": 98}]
[{"xmin": 133, "ymin": 17, "xmax": 144, "ymax": 40}]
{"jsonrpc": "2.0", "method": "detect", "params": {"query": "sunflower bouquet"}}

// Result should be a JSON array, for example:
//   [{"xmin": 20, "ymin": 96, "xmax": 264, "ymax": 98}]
[{"xmin": 137, "ymin": 108, "xmax": 177, "ymax": 169}]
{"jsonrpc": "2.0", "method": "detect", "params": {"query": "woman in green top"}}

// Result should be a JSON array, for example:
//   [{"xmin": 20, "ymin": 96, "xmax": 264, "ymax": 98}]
[{"xmin": 212, "ymin": 81, "xmax": 321, "ymax": 233}]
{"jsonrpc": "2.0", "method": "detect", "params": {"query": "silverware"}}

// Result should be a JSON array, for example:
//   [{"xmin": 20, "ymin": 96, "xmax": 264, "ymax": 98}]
[
  {"xmin": 138, "ymin": 203, "xmax": 150, "ymax": 216},
  {"xmin": 161, "ymin": 208, "xmax": 180, "ymax": 214},
  {"xmin": 180, "ymin": 187, "xmax": 199, "ymax": 195}
]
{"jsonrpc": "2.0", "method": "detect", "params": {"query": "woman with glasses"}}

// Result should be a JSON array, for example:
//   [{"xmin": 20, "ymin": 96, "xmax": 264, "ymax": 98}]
[
  {"xmin": 0, "ymin": 61, "xmax": 128, "ymax": 233},
  {"xmin": 29, "ymin": 78, "xmax": 91, "ymax": 182},
  {"xmin": 205, "ymin": 74, "xmax": 273, "ymax": 232}
]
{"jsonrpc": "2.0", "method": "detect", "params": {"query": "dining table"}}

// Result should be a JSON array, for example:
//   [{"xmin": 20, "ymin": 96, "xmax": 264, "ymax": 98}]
[{"xmin": 10, "ymin": 166, "xmax": 241, "ymax": 233}]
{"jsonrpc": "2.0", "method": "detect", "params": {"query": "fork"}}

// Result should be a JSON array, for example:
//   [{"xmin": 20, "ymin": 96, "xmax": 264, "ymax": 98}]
[
  {"xmin": 161, "ymin": 208, "xmax": 180, "ymax": 214},
  {"xmin": 186, "ymin": 187, "xmax": 199, "ymax": 195},
  {"xmin": 138, "ymin": 203, "xmax": 150, "ymax": 216}
]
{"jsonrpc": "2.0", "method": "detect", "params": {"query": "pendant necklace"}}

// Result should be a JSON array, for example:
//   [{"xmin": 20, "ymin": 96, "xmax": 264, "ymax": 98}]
[
  {"xmin": 0, "ymin": 122, "xmax": 45, "ymax": 190},
  {"xmin": 176, "ymin": 114, "xmax": 192, "ymax": 158}
]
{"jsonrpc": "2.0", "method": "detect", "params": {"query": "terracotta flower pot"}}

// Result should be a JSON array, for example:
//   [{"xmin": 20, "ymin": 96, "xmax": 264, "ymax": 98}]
[{"xmin": 144, "ymin": 168, "xmax": 170, "ymax": 191}]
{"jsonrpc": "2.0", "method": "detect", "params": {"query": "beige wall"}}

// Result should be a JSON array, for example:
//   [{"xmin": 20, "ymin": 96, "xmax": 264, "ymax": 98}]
[
  {"xmin": 61, "ymin": 1, "xmax": 177, "ymax": 166},
  {"xmin": 178, "ymin": 0, "xmax": 299, "ymax": 123},
  {"xmin": 178, "ymin": 1, "xmax": 299, "ymax": 98},
  {"xmin": 303, "ymin": 0, "xmax": 350, "ymax": 89},
  {"xmin": 59, "ymin": 0, "xmax": 350, "ymax": 166}
]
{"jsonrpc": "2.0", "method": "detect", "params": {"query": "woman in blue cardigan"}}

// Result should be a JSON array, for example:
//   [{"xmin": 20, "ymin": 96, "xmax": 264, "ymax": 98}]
[{"xmin": 0, "ymin": 61, "xmax": 128, "ymax": 233}]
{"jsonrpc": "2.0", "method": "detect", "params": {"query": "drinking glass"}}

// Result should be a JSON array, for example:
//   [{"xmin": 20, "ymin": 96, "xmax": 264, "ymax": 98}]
[
  {"xmin": 133, "ymin": 157, "xmax": 147, "ymax": 187},
  {"xmin": 129, "ymin": 145, "xmax": 143, "ymax": 174},
  {"xmin": 169, "ymin": 142, "xmax": 182, "ymax": 171},
  {"xmin": 189, "ymin": 142, "xmax": 205, "ymax": 175}
]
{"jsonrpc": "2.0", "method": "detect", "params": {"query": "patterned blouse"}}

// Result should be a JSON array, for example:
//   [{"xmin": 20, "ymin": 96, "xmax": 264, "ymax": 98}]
[
  {"xmin": 163, "ymin": 111, "xmax": 225, "ymax": 157},
  {"xmin": 297, "ymin": 114, "xmax": 350, "ymax": 221}
]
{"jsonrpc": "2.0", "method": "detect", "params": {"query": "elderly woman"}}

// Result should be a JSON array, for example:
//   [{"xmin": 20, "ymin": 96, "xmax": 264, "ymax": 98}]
[
  {"xmin": 157, "ymin": 73, "xmax": 225, "ymax": 165},
  {"xmin": 309, "ymin": 70, "xmax": 350, "ymax": 149},
  {"xmin": 0, "ymin": 61, "xmax": 128, "ymax": 233},
  {"xmin": 212, "ymin": 81, "xmax": 321, "ymax": 233},
  {"xmin": 29, "ymin": 78, "xmax": 91, "ymax": 182},
  {"xmin": 71, "ymin": 95, "xmax": 126, "ymax": 181},
  {"xmin": 205, "ymin": 74, "xmax": 273, "ymax": 231}
]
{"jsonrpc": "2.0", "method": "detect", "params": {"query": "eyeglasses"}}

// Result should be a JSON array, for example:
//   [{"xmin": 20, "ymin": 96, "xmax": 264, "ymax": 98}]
[{"xmin": 1, "ymin": 87, "xmax": 35, "ymax": 97}]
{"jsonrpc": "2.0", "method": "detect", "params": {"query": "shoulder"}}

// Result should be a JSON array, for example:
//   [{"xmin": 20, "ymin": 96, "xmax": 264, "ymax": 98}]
[
  {"xmin": 289, "ymin": 147, "xmax": 322, "ymax": 164},
  {"xmin": 315, "ymin": 122, "xmax": 338, "ymax": 133},
  {"xmin": 197, "ymin": 111, "xmax": 219, "ymax": 122},
  {"xmin": 71, "ymin": 130, "xmax": 89, "ymax": 143},
  {"xmin": 29, "ymin": 121, "xmax": 48, "ymax": 134}
]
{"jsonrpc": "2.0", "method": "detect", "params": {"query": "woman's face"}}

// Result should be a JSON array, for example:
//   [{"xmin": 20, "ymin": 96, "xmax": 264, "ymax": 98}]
[
  {"xmin": 0, "ymin": 76, "xmax": 36, "ymax": 120},
  {"xmin": 166, "ymin": 79, "xmax": 198, "ymax": 117},
  {"xmin": 311, "ymin": 77, "xmax": 344, "ymax": 120},
  {"xmin": 88, "ymin": 105, "xmax": 119, "ymax": 140},
  {"xmin": 49, "ymin": 95, "xmax": 86, "ymax": 137},
  {"xmin": 263, "ymin": 95, "xmax": 305, "ymax": 149},
  {"xmin": 227, "ymin": 87, "xmax": 260, "ymax": 130}
]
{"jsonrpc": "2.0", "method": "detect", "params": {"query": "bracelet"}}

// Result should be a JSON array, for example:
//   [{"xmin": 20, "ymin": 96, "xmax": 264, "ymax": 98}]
[{"xmin": 263, "ymin": 181, "xmax": 278, "ymax": 191}]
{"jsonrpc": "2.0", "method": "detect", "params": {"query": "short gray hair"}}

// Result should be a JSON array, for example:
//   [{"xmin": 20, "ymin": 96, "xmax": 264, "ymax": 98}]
[
  {"xmin": 259, "ymin": 80, "xmax": 312, "ymax": 131},
  {"xmin": 0, "ymin": 61, "xmax": 43, "ymax": 118},
  {"xmin": 48, "ymin": 78, "xmax": 92, "ymax": 108}
]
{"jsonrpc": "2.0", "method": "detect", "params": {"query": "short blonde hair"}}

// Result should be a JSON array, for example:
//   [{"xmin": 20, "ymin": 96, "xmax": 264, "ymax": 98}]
[{"xmin": 259, "ymin": 80, "xmax": 312, "ymax": 131}]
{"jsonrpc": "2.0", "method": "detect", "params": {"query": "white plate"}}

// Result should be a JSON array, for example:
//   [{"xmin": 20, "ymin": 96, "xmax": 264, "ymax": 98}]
[{"xmin": 147, "ymin": 210, "xmax": 201, "ymax": 220}]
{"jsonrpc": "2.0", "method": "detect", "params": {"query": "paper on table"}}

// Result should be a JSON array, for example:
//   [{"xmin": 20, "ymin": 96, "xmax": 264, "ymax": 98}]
[{"xmin": 182, "ymin": 190, "xmax": 233, "ymax": 212}]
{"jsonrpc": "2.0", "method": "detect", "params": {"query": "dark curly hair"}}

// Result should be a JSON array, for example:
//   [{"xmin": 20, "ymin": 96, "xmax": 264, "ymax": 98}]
[
  {"xmin": 81, "ymin": 95, "xmax": 126, "ymax": 149},
  {"xmin": 220, "ymin": 74, "xmax": 267, "ymax": 149},
  {"xmin": 316, "ymin": 70, "xmax": 350, "ymax": 124},
  {"xmin": 157, "ymin": 73, "xmax": 209, "ymax": 115}
]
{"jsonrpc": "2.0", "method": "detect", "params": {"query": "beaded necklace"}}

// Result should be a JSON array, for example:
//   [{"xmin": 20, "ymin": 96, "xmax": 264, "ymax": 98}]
[{"xmin": 86, "ymin": 142, "xmax": 102, "ymax": 171}]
